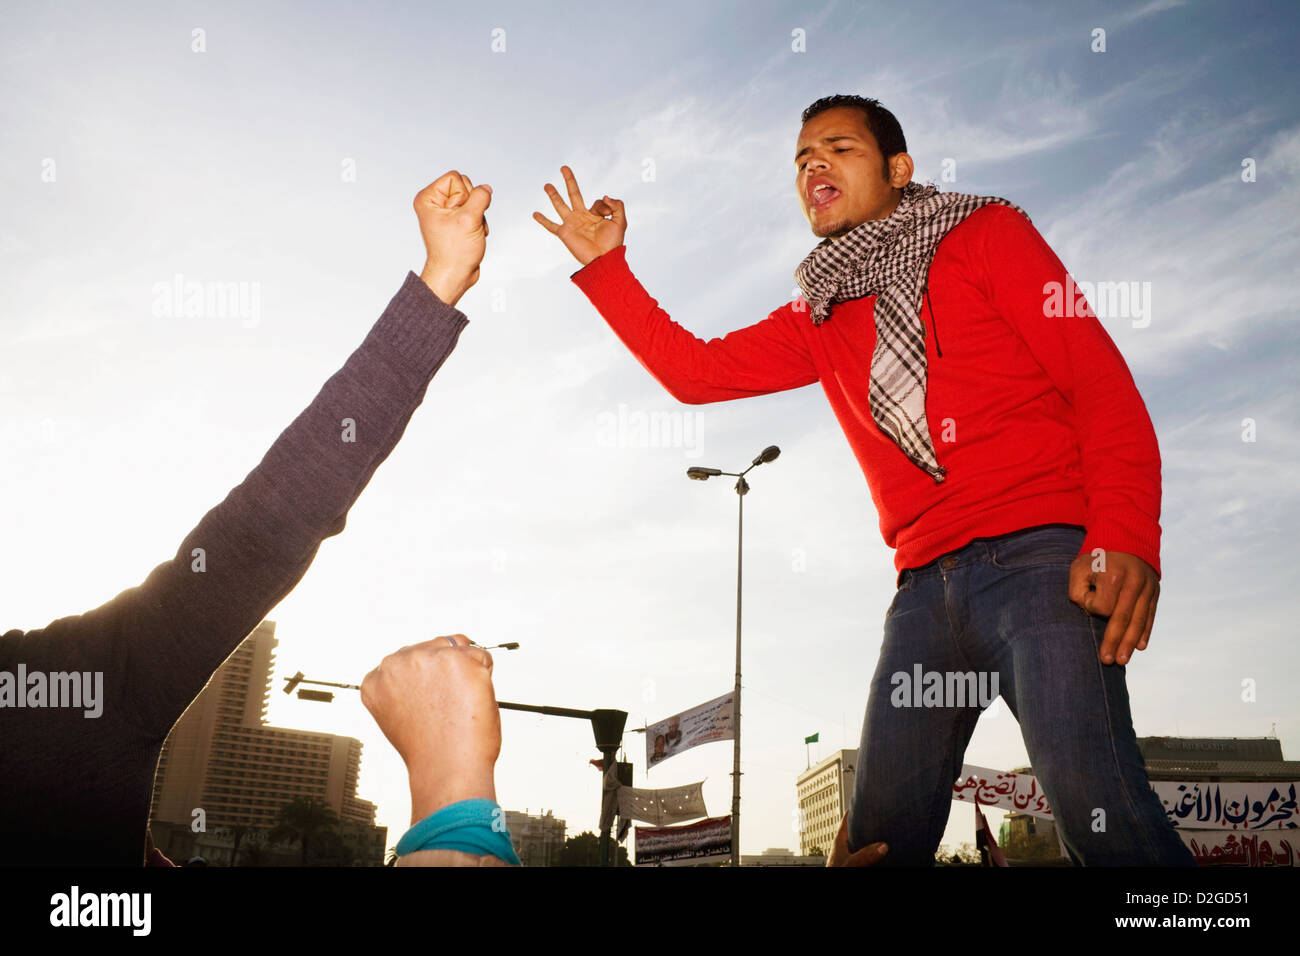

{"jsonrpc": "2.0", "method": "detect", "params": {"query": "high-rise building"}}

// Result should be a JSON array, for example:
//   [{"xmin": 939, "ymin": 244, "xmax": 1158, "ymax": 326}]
[
  {"xmin": 796, "ymin": 748, "xmax": 857, "ymax": 857},
  {"xmin": 148, "ymin": 620, "xmax": 386, "ymax": 865},
  {"xmin": 503, "ymin": 809, "xmax": 566, "ymax": 866}
]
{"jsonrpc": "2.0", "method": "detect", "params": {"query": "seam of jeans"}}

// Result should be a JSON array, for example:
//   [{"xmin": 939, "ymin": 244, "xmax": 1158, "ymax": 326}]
[
  {"xmin": 1086, "ymin": 608, "xmax": 1165, "ymax": 862},
  {"xmin": 942, "ymin": 567, "xmax": 979, "ymax": 671}
]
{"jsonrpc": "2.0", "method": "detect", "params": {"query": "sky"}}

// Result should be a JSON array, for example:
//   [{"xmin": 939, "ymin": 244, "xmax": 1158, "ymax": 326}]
[{"xmin": 1, "ymin": 0, "xmax": 1297, "ymax": 862}]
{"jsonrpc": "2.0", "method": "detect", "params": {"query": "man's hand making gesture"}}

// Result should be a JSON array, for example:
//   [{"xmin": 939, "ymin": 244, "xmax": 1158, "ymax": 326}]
[
  {"xmin": 414, "ymin": 170, "xmax": 492, "ymax": 307},
  {"xmin": 533, "ymin": 165, "xmax": 627, "ymax": 267}
]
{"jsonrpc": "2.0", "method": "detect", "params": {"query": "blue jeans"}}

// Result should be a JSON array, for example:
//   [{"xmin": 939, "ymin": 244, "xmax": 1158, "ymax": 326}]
[{"xmin": 846, "ymin": 524, "xmax": 1195, "ymax": 866}]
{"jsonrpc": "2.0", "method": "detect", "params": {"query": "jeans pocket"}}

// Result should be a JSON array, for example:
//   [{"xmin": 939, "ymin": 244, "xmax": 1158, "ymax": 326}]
[
  {"xmin": 989, "ymin": 526, "xmax": 1084, "ymax": 570},
  {"xmin": 885, "ymin": 572, "xmax": 916, "ymax": 618}
]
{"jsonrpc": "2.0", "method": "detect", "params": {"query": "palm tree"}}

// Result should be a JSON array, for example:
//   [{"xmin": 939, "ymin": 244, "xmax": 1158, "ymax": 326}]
[
  {"xmin": 268, "ymin": 797, "xmax": 339, "ymax": 866},
  {"xmin": 226, "ymin": 824, "xmax": 249, "ymax": 866}
]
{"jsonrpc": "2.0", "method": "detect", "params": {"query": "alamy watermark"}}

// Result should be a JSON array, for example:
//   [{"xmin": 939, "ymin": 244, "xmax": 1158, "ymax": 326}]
[
  {"xmin": 891, "ymin": 665, "xmax": 999, "ymax": 708},
  {"xmin": 152, "ymin": 273, "xmax": 261, "ymax": 328},
  {"xmin": 0, "ymin": 665, "xmax": 103, "ymax": 718},
  {"xmin": 1043, "ymin": 277, "xmax": 1151, "ymax": 328},
  {"xmin": 595, "ymin": 403, "xmax": 704, "ymax": 458}
]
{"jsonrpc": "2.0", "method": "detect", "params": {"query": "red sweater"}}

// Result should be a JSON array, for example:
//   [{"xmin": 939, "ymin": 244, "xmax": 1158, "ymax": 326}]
[{"xmin": 571, "ymin": 204, "xmax": 1161, "ymax": 576}]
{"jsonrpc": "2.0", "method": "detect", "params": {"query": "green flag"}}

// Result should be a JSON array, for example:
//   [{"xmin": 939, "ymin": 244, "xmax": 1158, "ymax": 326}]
[{"xmin": 804, "ymin": 732, "xmax": 819, "ymax": 744}]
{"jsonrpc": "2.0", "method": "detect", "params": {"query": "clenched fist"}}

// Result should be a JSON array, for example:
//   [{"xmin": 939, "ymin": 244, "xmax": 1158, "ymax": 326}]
[
  {"xmin": 413, "ymin": 171, "xmax": 492, "ymax": 307},
  {"xmin": 361, "ymin": 634, "xmax": 501, "ymax": 823}
]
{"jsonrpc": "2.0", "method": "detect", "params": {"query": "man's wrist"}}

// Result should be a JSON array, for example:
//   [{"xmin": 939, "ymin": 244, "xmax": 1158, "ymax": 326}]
[
  {"xmin": 419, "ymin": 265, "xmax": 466, "ymax": 307},
  {"xmin": 408, "ymin": 759, "xmax": 497, "ymax": 824}
]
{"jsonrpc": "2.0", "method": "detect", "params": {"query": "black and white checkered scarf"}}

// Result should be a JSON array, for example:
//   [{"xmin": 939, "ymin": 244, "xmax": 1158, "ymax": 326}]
[{"xmin": 794, "ymin": 182, "xmax": 1028, "ymax": 483}]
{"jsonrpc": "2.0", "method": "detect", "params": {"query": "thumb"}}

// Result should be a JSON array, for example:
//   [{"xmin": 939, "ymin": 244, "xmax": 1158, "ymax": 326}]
[
  {"xmin": 847, "ymin": 841, "xmax": 889, "ymax": 866},
  {"xmin": 462, "ymin": 183, "xmax": 493, "ymax": 221},
  {"xmin": 605, "ymin": 196, "xmax": 627, "ymax": 227},
  {"xmin": 1068, "ymin": 559, "xmax": 1093, "ymax": 610}
]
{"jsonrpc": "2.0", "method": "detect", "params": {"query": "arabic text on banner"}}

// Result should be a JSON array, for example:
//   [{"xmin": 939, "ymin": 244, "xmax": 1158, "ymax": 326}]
[
  {"xmin": 646, "ymin": 691, "xmax": 735, "ymax": 769},
  {"xmin": 1179, "ymin": 829, "xmax": 1296, "ymax": 867},
  {"xmin": 952, "ymin": 765, "xmax": 1300, "ymax": 831},
  {"xmin": 634, "ymin": 815, "xmax": 732, "ymax": 867}
]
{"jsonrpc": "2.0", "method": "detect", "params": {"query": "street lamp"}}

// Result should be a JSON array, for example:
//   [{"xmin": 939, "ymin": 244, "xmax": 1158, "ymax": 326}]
[{"xmin": 686, "ymin": 444, "xmax": 781, "ymax": 867}]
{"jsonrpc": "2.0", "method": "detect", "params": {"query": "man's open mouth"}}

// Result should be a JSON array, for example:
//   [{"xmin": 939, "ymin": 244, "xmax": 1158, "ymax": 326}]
[{"xmin": 810, "ymin": 182, "xmax": 841, "ymax": 210}]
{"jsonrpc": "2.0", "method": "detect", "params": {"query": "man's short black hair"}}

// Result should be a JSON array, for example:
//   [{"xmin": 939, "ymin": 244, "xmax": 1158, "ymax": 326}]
[{"xmin": 801, "ymin": 95, "xmax": 907, "ymax": 180}]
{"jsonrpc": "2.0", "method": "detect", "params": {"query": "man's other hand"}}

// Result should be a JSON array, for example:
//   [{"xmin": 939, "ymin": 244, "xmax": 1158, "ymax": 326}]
[
  {"xmin": 828, "ymin": 814, "xmax": 888, "ymax": 867},
  {"xmin": 1069, "ymin": 550, "xmax": 1159, "ymax": 666}
]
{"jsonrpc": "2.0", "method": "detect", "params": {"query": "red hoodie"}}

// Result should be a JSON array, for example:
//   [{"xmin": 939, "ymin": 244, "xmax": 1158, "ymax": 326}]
[{"xmin": 570, "ymin": 204, "xmax": 1161, "ymax": 576}]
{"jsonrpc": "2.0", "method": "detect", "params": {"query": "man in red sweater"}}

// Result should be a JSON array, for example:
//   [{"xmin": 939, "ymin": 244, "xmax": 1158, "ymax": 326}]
[{"xmin": 535, "ymin": 95, "xmax": 1194, "ymax": 865}]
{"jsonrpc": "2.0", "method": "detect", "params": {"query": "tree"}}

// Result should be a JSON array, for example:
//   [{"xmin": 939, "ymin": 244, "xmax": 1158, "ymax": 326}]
[
  {"xmin": 561, "ymin": 831, "xmax": 630, "ymax": 867},
  {"xmin": 935, "ymin": 842, "xmax": 981, "ymax": 866},
  {"xmin": 807, "ymin": 845, "xmax": 825, "ymax": 857},
  {"xmin": 225, "ymin": 824, "xmax": 249, "ymax": 866},
  {"xmin": 268, "ymin": 796, "xmax": 339, "ymax": 866},
  {"xmin": 242, "ymin": 843, "xmax": 268, "ymax": 867}
]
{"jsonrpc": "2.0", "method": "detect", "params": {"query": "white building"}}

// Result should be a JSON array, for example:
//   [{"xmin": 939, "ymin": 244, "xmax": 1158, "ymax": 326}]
[{"xmin": 796, "ymin": 749, "xmax": 857, "ymax": 857}]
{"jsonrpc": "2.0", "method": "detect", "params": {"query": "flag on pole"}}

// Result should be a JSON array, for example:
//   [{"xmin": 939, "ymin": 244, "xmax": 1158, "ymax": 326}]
[
  {"xmin": 974, "ymin": 800, "xmax": 1008, "ymax": 867},
  {"xmin": 804, "ymin": 732, "xmax": 819, "ymax": 744}
]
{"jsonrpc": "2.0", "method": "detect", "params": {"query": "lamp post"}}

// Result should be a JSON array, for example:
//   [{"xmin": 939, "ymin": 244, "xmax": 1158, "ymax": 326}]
[{"xmin": 686, "ymin": 444, "xmax": 781, "ymax": 867}]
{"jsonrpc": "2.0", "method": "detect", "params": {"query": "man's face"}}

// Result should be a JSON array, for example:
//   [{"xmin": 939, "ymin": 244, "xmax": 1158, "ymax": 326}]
[{"xmin": 795, "ymin": 106, "xmax": 909, "ymax": 238}]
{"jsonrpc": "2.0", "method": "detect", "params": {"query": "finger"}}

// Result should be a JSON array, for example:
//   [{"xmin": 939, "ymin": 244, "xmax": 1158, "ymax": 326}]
[
  {"xmin": 1138, "ymin": 586, "xmax": 1158, "ymax": 651},
  {"xmin": 533, "ymin": 211, "xmax": 561, "ymax": 234},
  {"xmin": 455, "ymin": 645, "xmax": 495, "ymax": 676},
  {"xmin": 414, "ymin": 172, "xmax": 456, "ymax": 210},
  {"xmin": 358, "ymin": 666, "xmax": 383, "ymax": 709},
  {"xmin": 543, "ymin": 181, "xmax": 572, "ymax": 218},
  {"xmin": 1088, "ymin": 570, "xmax": 1121, "ymax": 618},
  {"xmin": 561, "ymin": 165, "xmax": 587, "ymax": 216},
  {"xmin": 1067, "ymin": 558, "xmax": 1093, "ymax": 608},
  {"xmin": 433, "ymin": 171, "xmax": 468, "ymax": 208},
  {"xmin": 1098, "ymin": 575, "xmax": 1142, "ymax": 664},
  {"xmin": 411, "ymin": 634, "xmax": 470, "ymax": 653},
  {"xmin": 591, "ymin": 199, "xmax": 612, "ymax": 217},
  {"xmin": 605, "ymin": 196, "xmax": 627, "ymax": 228},
  {"xmin": 1115, "ymin": 581, "xmax": 1155, "ymax": 665},
  {"xmin": 846, "ymin": 842, "xmax": 889, "ymax": 866}
]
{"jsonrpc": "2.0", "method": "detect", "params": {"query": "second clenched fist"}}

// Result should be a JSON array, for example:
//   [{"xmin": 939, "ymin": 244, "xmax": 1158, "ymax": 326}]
[{"xmin": 414, "ymin": 171, "xmax": 492, "ymax": 307}]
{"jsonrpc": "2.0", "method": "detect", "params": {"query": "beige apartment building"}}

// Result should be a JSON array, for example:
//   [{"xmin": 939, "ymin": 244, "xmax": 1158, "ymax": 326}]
[{"xmin": 149, "ymin": 620, "xmax": 386, "ymax": 865}]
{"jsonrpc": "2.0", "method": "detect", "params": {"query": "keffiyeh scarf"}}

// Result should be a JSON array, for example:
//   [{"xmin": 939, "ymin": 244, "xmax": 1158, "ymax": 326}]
[{"xmin": 794, "ymin": 181, "xmax": 1029, "ymax": 483}]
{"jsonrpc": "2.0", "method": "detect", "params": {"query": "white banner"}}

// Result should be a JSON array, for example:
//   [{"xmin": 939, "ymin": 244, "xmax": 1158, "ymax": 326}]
[
  {"xmin": 617, "ymin": 781, "xmax": 707, "ymax": 827},
  {"xmin": 635, "ymin": 815, "xmax": 732, "ymax": 866},
  {"xmin": 953, "ymin": 766, "xmax": 1300, "ymax": 832},
  {"xmin": 952, "ymin": 765, "xmax": 1054, "ymax": 820},
  {"xmin": 1180, "ymin": 830, "xmax": 1297, "ymax": 867},
  {"xmin": 646, "ymin": 691, "xmax": 734, "ymax": 769},
  {"xmin": 1154, "ymin": 781, "xmax": 1299, "ymax": 831}
]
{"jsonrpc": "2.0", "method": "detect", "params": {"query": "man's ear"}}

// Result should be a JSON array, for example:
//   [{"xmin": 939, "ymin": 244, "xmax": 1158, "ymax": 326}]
[{"xmin": 888, "ymin": 152, "xmax": 914, "ymax": 188}]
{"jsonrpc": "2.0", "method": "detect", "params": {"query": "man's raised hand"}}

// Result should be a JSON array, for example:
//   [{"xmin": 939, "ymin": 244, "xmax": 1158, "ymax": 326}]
[
  {"xmin": 534, "ymin": 165, "xmax": 626, "ymax": 267},
  {"xmin": 360, "ymin": 634, "xmax": 501, "ymax": 822},
  {"xmin": 414, "ymin": 171, "xmax": 492, "ymax": 307}
]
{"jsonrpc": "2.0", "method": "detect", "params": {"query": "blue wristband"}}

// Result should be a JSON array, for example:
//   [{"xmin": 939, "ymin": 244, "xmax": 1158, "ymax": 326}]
[{"xmin": 395, "ymin": 798, "xmax": 521, "ymax": 865}]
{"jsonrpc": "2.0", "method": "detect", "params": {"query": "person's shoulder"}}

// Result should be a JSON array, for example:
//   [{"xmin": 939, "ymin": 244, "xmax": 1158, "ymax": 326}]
[{"xmin": 960, "ymin": 201, "xmax": 1031, "ymax": 236}]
